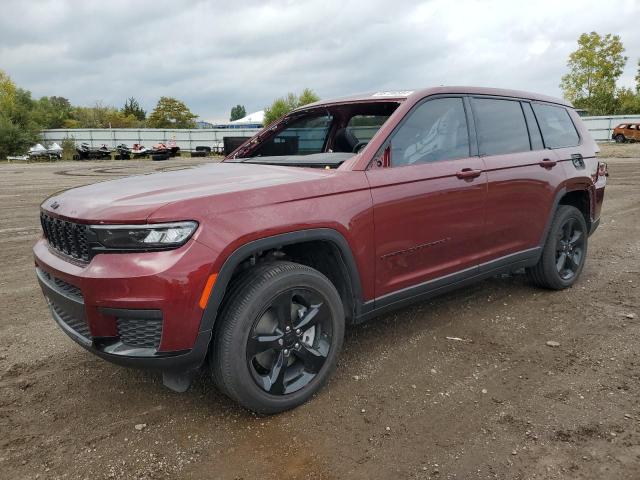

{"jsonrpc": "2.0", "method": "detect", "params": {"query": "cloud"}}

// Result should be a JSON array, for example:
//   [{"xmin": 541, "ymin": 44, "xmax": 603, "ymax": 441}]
[{"xmin": 1, "ymin": 0, "xmax": 639, "ymax": 121}]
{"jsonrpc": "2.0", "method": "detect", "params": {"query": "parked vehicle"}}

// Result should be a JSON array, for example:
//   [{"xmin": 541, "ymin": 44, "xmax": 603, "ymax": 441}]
[
  {"xmin": 75, "ymin": 143, "xmax": 111, "ymax": 160},
  {"xmin": 34, "ymin": 87, "xmax": 607, "ymax": 413},
  {"xmin": 115, "ymin": 144, "xmax": 131, "ymax": 160},
  {"xmin": 28, "ymin": 143, "xmax": 62, "ymax": 160},
  {"xmin": 166, "ymin": 139, "xmax": 180, "ymax": 157},
  {"xmin": 131, "ymin": 144, "xmax": 149, "ymax": 157},
  {"xmin": 612, "ymin": 123, "xmax": 640, "ymax": 143},
  {"xmin": 6, "ymin": 142, "xmax": 61, "ymax": 162}
]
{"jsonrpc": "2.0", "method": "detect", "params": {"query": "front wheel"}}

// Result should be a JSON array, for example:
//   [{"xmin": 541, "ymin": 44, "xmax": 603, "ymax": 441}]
[
  {"xmin": 615, "ymin": 134, "xmax": 626, "ymax": 143},
  {"xmin": 211, "ymin": 261, "xmax": 345, "ymax": 414},
  {"xmin": 527, "ymin": 205, "xmax": 588, "ymax": 290}
]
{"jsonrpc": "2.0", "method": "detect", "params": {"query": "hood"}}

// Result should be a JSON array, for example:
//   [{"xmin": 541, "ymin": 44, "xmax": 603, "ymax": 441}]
[{"xmin": 41, "ymin": 162, "xmax": 339, "ymax": 223}]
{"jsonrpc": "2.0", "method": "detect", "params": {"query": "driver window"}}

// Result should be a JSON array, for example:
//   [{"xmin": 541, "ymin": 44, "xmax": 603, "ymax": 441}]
[{"xmin": 390, "ymin": 97, "xmax": 470, "ymax": 166}]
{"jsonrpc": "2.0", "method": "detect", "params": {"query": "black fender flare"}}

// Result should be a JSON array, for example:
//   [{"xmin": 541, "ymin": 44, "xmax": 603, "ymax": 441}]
[
  {"xmin": 198, "ymin": 228, "xmax": 364, "ymax": 333},
  {"xmin": 539, "ymin": 185, "xmax": 595, "ymax": 248}
]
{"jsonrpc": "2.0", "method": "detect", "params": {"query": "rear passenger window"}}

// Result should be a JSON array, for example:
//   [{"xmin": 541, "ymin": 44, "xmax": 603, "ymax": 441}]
[
  {"xmin": 473, "ymin": 98, "xmax": 530, "ymax": 155},
  {"xmin": 522, "ymin": 103, "xmax": 544, "ymax": 150},
  {"xmin": 532, "ymin": 104, "xmax": 580, "ymax": 149},
  {"xmin": 390, "ymin": 97, "xmax": 470, "ymax": 166}
]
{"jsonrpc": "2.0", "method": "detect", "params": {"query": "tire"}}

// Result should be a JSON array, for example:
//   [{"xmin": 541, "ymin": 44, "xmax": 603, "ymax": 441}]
[
  {"xmin": 527, "ymin": 205, "xmax": 588, "ymax": 290},
  {"xmin": 211, "ymin": 261, "xmax": 345, "ymax": 414},
  {"xmin": 615, "ymin": 134, "xmax": 626, "ymax": 143},
  {"xmin": 152, "ymin": 153, "xmax": 170, "ymax": 161}
]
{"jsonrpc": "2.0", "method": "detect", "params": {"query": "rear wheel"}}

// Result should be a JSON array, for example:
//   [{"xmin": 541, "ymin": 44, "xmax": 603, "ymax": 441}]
[
  {"xmin": 615, "ymin": 134, "xmax": 626, "ymax": 143},
  {"xmin": 211, "ymin": 261, "xmax": 344, "ymax": 414},
  {"xmin": 527, "ymin": 205, "xmax": 588, "ymax": 289}
]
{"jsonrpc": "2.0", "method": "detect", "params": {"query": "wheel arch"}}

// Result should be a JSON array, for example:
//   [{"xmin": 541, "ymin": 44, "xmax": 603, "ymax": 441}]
[
  {"xmin": 199, "ymin": 228, "xmax": 364, "ymax": 334},
  {"xmin": 540, "ymin": 185, "xmax": 593, "ymax": 247}
]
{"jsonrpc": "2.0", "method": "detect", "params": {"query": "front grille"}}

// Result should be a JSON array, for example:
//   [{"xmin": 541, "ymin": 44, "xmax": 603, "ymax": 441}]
[
  {"xmin": 48, "ymin": 299, "xmax": 92, "ymax": 340},
  {"xmin": 40, "ymin": 213, "xmax": 90, "ymax": 262},
  {"xmin": 117, "ymin": 318, "xmax": 162, "ymax": 349}
]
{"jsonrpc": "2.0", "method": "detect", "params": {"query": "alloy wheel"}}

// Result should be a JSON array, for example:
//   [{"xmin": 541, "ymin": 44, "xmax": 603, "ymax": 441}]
[
  {"xmin": 555, "ymin": 216, "xmax": 585, "ymax": 281},
  {"xmin": 246, "ymin": 288, "xmax": 333, "ymax": 395}
]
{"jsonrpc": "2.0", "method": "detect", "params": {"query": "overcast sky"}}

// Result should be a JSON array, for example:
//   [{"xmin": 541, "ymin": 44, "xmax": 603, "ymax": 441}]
[{"xmin": 1, "ymin": 0, "xmax": 639, "ymax": 122}]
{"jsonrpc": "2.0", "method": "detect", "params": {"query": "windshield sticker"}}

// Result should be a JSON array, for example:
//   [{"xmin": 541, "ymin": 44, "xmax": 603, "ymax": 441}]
[{"xmin": 372, "ymin": 90, "xmax": 414, "ymax": 97}]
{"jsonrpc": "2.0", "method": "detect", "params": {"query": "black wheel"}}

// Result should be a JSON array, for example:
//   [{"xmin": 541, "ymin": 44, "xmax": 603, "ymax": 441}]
[
  {"xmin": 615, "ymin": 134, "xmax": 626, "ymax": 143},
  {"xmin": 527, "ymin": 205, "xmax": 588, "ymax": 289},
  {"xmin": 211, "ymin": 261, "xmax": 344, "ymax": 414}
]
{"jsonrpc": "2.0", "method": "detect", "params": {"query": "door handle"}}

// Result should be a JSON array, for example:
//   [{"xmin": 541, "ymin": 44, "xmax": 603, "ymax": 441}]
[
  {"xmin": 456, "ymin": 168, "xmax": 482, "ymax": 180},
  {"xmin": 539, "ymin": 158, "xmax": 557, "ymax": 169}
]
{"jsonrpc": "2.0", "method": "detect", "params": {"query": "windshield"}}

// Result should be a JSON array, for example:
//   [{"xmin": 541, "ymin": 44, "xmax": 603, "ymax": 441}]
[{"xmin": 230, "ymin": 101, "xmax": 400, "ymax": 168}]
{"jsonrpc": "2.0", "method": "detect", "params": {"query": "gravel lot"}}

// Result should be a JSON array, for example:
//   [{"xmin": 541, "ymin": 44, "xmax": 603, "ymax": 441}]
[{"xmin": 0, "ymin": 150, "xmax": 638, "ymax": 479}]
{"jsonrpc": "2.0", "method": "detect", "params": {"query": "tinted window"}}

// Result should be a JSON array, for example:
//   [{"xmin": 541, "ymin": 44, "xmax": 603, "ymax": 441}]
[
  {"xmin": 473, "ymin": 98, "xmax": 530, "ymax": 155},
  {"xmin": 390, "ymin": 97, "xmax": 469, "ymax": 166},
  {"xmin": 347, "ymin": 115, "xmax": 388, "ymax": 142},
  {"xmin": 532, "ymin": 104, "xmax": 580, "ymax": 149},
  {"xmin": 254, "ymin": 115, "xmax": 332, "ymax": 156},
  {"xmin": 522, "ymin": 102, "xmax": 544, "ymax": 150}
]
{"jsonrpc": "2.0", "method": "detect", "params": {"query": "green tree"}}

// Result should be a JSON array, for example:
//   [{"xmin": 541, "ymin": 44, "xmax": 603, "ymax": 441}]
[
  {"xmin": 229, "ymin": 104, "xmax": 246, "ymax": 121},
  {"xmin": 263, "ymin": 88, "xmax": 320, "ymax": 126},
  {"xmin": 298, "ymin": 88, "xmax": 320, "ymax": 107},
  {"xmin": 0, "ymin": 70, "xmax": 40, "ymax": 158},
  {"xmin": 635, "ymin": 59, "xmax": 640, "ymax": 94},
  {"xmin": 123, "ymin": 97, "xmax": 146, "ymax": 121},
  {"xmin": 32, "ymin": 96, "xmax": 72, "ymax": 128},
  {"xmin": 560, "ymin": 32, "xmax": 627, "ymax": 115},
  {"xmin": 615, "ymin": 87, "xmax": 640, "ymax": 114},
  {"xmin": 147, "ymin": 96, "xmax": 197, "ymax": 128}
]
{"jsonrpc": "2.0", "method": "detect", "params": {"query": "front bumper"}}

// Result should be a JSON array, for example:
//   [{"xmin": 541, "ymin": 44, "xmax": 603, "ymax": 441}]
[{"xmin": 34, "ymin": 237, "xmax": 215, "ymax": 371}]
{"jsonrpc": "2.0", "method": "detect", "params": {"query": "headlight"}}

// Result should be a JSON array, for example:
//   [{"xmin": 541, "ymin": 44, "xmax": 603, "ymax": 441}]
[{"xmin": 91, "ymin": 221, "xmax": 198, "ymax": 250}]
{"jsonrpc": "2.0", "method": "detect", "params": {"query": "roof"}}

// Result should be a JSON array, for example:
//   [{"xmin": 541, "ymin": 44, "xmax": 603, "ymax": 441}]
[{"xmin": 295, "ymin": 86, "xmax": 572, "ymax": 111}]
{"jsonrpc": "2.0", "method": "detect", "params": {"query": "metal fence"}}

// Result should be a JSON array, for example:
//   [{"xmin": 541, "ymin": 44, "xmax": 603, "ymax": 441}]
[
  {"xmin": 40, "ymin": 115, "xmax": 640, "ymax": 150},
  {"xmin": 41, "ymin": 128, "xmax": 262, "ymax": 151},
  {"xmin": 580, "ymin": 115, "xmax": 640, "ymax": 142}
]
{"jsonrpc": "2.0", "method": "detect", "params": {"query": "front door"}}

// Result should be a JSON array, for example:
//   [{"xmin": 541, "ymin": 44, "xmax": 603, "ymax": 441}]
[{"xmin": 365, "ymin": 96, "xmax": 487, "ymax": 300}]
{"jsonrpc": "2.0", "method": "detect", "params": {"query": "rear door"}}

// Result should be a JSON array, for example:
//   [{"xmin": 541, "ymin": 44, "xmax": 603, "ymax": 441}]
[
  {"xmin": 366, "ymin": 96, "xmax": 487, "ymax": 299},
  {"xmin": 471, "ymin": 97, "xmax": 565, "ymax": 263}
]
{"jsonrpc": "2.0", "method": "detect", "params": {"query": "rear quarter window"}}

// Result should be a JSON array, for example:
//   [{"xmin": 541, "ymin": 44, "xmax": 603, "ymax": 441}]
[{"xmin": 532, "ymin": 104, "xmax": 580, "ymax": 149}]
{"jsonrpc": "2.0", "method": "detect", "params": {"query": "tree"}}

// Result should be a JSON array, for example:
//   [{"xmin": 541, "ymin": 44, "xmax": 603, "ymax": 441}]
[
  {"xmin": 0, "ymin": 70, "xmax": 40, "ymax": 158},
  {"xmin": 32, "ymin": 96, "xmax": 72, "ymax": 128},
  {"xmin": 147, "ymin": 96, "xmax": 197, "ymax": 128},
  {"xmin": 263, "ymin": 88, "xmax": 320, "ymax": 126},
  {"xmin": 560, "ymin": 32, "xmax": 627, "ymax": 115},
  {"xmin": 123, "ymin": 97, "xmax": 146, "ymax": 121},
  {"xmin": 229, "ymin": 104, "xmax": 246, "ymax": 121},
  {"xmin": 615, "ymin": 87, "xmax": 640, "ymax": 114},
  {"xmin": 635, "ymin": 59, "xmax": 640, "ymax": 95},
  {"xmin": 298, "ymin": 88, "xmax": 320, "ymax": 107}
]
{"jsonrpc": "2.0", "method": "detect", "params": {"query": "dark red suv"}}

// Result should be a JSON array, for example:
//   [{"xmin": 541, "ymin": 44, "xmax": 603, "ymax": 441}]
[{"xmin": 35, "ymin": 87, "xmax": 607, "ymax": 413}]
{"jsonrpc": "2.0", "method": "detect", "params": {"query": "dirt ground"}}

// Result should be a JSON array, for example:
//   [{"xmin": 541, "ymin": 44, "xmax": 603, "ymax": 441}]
[{"xmin": 0, "ymin": 151, "xmax": 639, "ymax": 480}]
